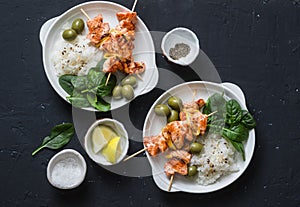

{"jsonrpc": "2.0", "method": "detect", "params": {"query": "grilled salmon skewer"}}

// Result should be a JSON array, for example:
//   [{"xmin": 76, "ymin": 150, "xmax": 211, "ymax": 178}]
[
  {"xmin": 164, "ymin": 150, "xmax": 192, "ymax": 191},
  {"xmin": 83, "ymin": 2, "xmax": 145, "ymax": 77},
  {"xmin": 101, "ymin": 11, "xmax": 145, "ymax": 75},
  {"xmin": 124, "ymin": 107, "xmax": 212, "ymax": 161}
]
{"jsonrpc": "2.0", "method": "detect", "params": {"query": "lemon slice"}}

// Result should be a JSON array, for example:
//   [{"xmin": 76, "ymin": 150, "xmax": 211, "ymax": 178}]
[
  {"xmin": 91, "ymin": 125, "xmax": 118, "ymax": 154},
  {"xmin": 101, "ymin": 136, "xmax": 121, "ymax": 163}
]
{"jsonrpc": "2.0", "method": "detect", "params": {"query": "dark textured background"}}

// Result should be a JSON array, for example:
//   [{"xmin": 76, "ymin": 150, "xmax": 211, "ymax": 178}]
[{"xmin": 0, "ymin": 0, "xmax": 299, "ymax": 206}]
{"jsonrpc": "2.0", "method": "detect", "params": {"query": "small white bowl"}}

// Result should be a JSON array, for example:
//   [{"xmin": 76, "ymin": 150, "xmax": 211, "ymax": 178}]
[
  {"xmin": 161, "ymin": 27, "xmax": 200, "ymax": 66},
  {"xmin": 47, "ymin": 149, "xmax": 87, "ymax": 189},
  {"xmin": 84, "ymin": 118, "xmax": 129, "ymax": 166}
]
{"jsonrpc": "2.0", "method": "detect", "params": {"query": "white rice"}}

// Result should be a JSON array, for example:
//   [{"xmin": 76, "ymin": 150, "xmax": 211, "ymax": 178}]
[
  {"xmin": 51, "ymin": 35, "xmax": 103, "ymax": 76},
  {"xmin": 190, "ymin": 134, "xmax": 239, "ymax": 185}
]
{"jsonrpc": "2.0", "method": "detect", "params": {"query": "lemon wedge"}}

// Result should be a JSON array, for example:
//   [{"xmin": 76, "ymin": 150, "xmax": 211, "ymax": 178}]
[
  {"xmin": 101, "ymin": 136, "xmax": 121, "ymax": 163},
  {"xmin": 91, "ymin": 125, "xmax": 118, "ymax": 154}
]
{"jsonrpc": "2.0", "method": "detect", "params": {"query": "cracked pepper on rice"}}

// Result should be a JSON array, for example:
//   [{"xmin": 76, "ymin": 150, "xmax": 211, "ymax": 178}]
[
  {"xmin": 190, "ymin": 134, "xmax": 239, "ymax": 185},
  {"xmin": 51, "ymin": 35, "xmax": 103, "ymax": 76}
]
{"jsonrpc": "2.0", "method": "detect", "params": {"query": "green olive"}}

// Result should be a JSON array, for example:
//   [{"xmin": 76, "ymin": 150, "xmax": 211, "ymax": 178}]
[
  {"xmin": 121, "ymin": 85, "xmax": 134, "ymax": 100},
  {"xmin": 190, "ymin": 142, "xmax": 203, "ymax": 154},
  {"xmin": 154, "ymin": 104, "xmax": 170, "ymax": 116},
  {"xmin": 112, "ymin": 85, "xmax": 123, "ymax": 99},
  {"xmin": 167, "ymin": 96, "xmax": 183, "ymax": 111},
  {"xmin": 167, "ymin": 110, "xmax": 179, "ymax": 123},
  {"xmin": 71, "ymin": 18, "xmax": 85, "ymax": 34},
  {"xmin": 121, "ymin": 76, "xmax": 137, "ymax": 87},
  {"xmin": 62, "ymin": 29, "xmax": 77, "ymax": 41},
  {"xmin": 187, "ymin": 165, "xmax": 197, "ymax": 177}
]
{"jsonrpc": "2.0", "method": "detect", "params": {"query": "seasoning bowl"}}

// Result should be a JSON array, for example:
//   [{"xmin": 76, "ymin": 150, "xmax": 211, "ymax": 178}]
[
  {"xmin": 161, "ymin": 27, "xmax": 199, "ymax": 66},
  {"xmin": 84, "ymin": 118, "xmax": 129, "ymax": 166},
  {"xmin": 47, "ymin": 149, "xmax": 87, "ymax": 189}
]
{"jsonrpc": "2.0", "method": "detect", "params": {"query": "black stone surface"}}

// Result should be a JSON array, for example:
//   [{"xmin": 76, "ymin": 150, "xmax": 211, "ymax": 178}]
[{"xmin": 1, "ymin": 0, "xmax": 299, "ymax": 206}]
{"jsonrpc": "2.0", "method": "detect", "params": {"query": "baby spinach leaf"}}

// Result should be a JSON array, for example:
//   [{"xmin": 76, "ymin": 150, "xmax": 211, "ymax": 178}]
[
  {"xmin": 207, "ymin": 116, "xmax": 226, "ymax": 134},
  {"xmin": 32, "ymin": 123, "xmax": 75, "ymax": 156},
  {"xmin": 59, "ymin": 75, "xmax": 76, "ymax": 95},
  {"xmin": 222, "ymin": 124, "xmax": 249, "ymax": 142},
  {"xmin": 226, "ymin": 99, "xmax": 242, "ymax": 126},
  {"xmin": 87, "ymin": 93, "xmax": 111, "ymax": 112},
  {"xmin": 71, "ymin": 76, "xmax": 87, "ymax": 91},
  {"xmin": 97, "ymin": 73, "xmax": 117, "ymax": 97},
  {"xmin": 241, "ymin": 110, "xmax": 256, "ymax": 129},
  {"xmin": 67, "ymin": 90, "xmax": 90, "ymax": 108},
  {"xmin": 94, "ymin": 97, "xmax": 111, "ymax": 112},
  {"xmin": 86, "ymin": 92, "xmax": 97, "ymax": 105},
  {"xmin": 202, "ymin": 104, "xmax": 211, "ymax": 115},
  {"xmin": 87, "ymin": 68, "xmax": 105, "ymax": 89},
  {"xmin": 204, "ymin": 93, "xmax": 226, "ymax": 118},
  {"xmin": 228, "ymin": 140, "xmax": 245, "ymax": 161}
]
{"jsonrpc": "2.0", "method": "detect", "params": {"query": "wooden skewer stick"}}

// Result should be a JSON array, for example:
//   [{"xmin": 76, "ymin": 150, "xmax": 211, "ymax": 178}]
[
  {"xmin": 192, "ymin": 90, "xmax": 197, "ymax": 101},
  {"xmin": 105, "ymin": 72, "xmax": 111, "ymax": 86},
  {"xmin": 206, "ymin": 111, "xmax": 218, "ymax": 117},
  {"xmin": 136, "ymin": 73, "xmax": 143, "ymax": 81},
  {"xmin": 132, "ymin": 0, "xmax": 138, "ymax": 12},
  {"xmin": 123, "ymin": 147, "xmax": 147, "ymax": 162},
  {"xmin": 80, "ymin": 8, "xmax": 91, "ymax": 20},
  {"xmin": 168, "ymin": 174, "xmax": 174, "ymax": 192}
]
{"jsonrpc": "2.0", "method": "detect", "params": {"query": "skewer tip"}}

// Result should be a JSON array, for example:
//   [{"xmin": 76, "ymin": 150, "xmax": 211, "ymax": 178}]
[
  {"xmin": 206, "ymin": 111, "xmax": 218, "ymax": 117},
  {"xmin": 168, "ymin": 174, "xmax": 174, "ymax": 192},
  {"xmin": 131, "ymin": 0, "xmax": 138, "ymax": 12},
  {"xmin": 123, "ymin": 147, "xmax": 147, "ymax": 162},
  {"xmin": 105, "ymin": 72, "xmax": 112, "ymax": 86},
  {"xmin": 80, "ymin": 8, "xmax": 91, "ymax": 20},
  {"xmin": 136, "ymin": 73, "xmax": 143, "ymax": 81}
]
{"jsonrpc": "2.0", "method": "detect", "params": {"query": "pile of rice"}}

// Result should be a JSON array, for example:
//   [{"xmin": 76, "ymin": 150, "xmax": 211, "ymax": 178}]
[
  {"xmin": 190, "ymin": 134, "xmax": 239, "ymax": 185},
  {"xmin": 51, "ymin": 35, "xmax": 103, "ymax": 76}
]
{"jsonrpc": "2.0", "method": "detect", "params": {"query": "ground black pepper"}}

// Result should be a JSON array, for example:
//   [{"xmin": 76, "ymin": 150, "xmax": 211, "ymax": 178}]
[{"xmin": 169, "ymin": 43, "xmax": 190, "ymax": 60}]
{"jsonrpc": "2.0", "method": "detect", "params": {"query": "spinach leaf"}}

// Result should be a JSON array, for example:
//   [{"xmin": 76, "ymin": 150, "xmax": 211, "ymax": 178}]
[
  {"xmin": 71, "ymin": 76, "xmax": 87, "ymax": 91},
  {"xmin": 228, "ymin": 140, "xmax": 245, "ymax": 161},
  {"xmin": 58, "ymin": 62, "xmax": 118, "ymax": 111},
  {"xmin": 94, "ymin": 97, "xmax": 111, "ymax": 112},
  {"xmin": 222, "ymin": 124, "xmax": 249, "ymax": 142},
  {"xmin": 67, "ymin": 90, "xmax": 90, "ymax": 108},
  {"xmin": 241, "ymin": 110, "xmax": 256, "ymax": 129},
  {"xmin": 207, "ymin": 116, "xmax": 226, "ymax": 134},
  {"xmin": 59, "ymin": 75, "xmax": 76, "ymax": 95},
  {"xmin": 97, "ymin": 73, "xmax": 117, "ymax": 97},
  {"xmin": 226, "ymin": 99, "xmax": 242, "ymax": 126},
  {"xmin": 87, "ymin": 68, "xmax": 105, "ymax": 89},
  {"xmin": 32, "ymin": 123, "xmax": 75, "ymax": 156},
  {"xmin": 202, "ymin": 104, "xmax": 211, "ymax": 115},
  {"xmin": 87, "ymin": 93, "xmax": 111, "ymax": 112},
  {"xmin": 204, "ymin": 93, "xmax": 226, "ymax": 117}
]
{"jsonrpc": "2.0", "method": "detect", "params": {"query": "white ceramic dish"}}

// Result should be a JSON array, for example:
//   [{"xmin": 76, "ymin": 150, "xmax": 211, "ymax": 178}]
[
  {"xmin": 161, "ymin": 27, "xmax": 199, "ymax": 66},
  {"xmin": 47, "ymin": 149, "xmax": 87, "ymax": 189},
  {"xmin": 142, "ymin": 81, "xmax": 255, "ymax": 193},
  {"xmin": 84, "ymin": 118, "xmax": 129, "ymax": 166},
  {"xmin": 40, "ymin": 1, "xmax": 159, "ymax": 111}
]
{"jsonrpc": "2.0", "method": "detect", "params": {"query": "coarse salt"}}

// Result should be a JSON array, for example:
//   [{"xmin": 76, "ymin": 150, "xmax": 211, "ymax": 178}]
[{"xmin": 51, "ymin": 157, "xmax": 83, "ymax": 188}]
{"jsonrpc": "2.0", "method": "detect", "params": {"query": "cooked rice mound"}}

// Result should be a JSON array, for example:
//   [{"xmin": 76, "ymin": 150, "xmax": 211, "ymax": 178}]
[
  {"xmin": 190, "ymin": 134, "xmax": 239, "ymax": 185},
  {"xmin": 51, "ymin": 35, "xmax": 103, "ymax": 76}
]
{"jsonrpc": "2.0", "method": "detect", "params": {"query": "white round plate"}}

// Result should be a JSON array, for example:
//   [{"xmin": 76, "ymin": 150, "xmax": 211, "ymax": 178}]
[
  {"xmin": 142, "ymin": 81, "xmax": 255, "ymax": 193},
  {"xmin": 40, "ymin": 1, "xmax": 158, "ymax": 111}
]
